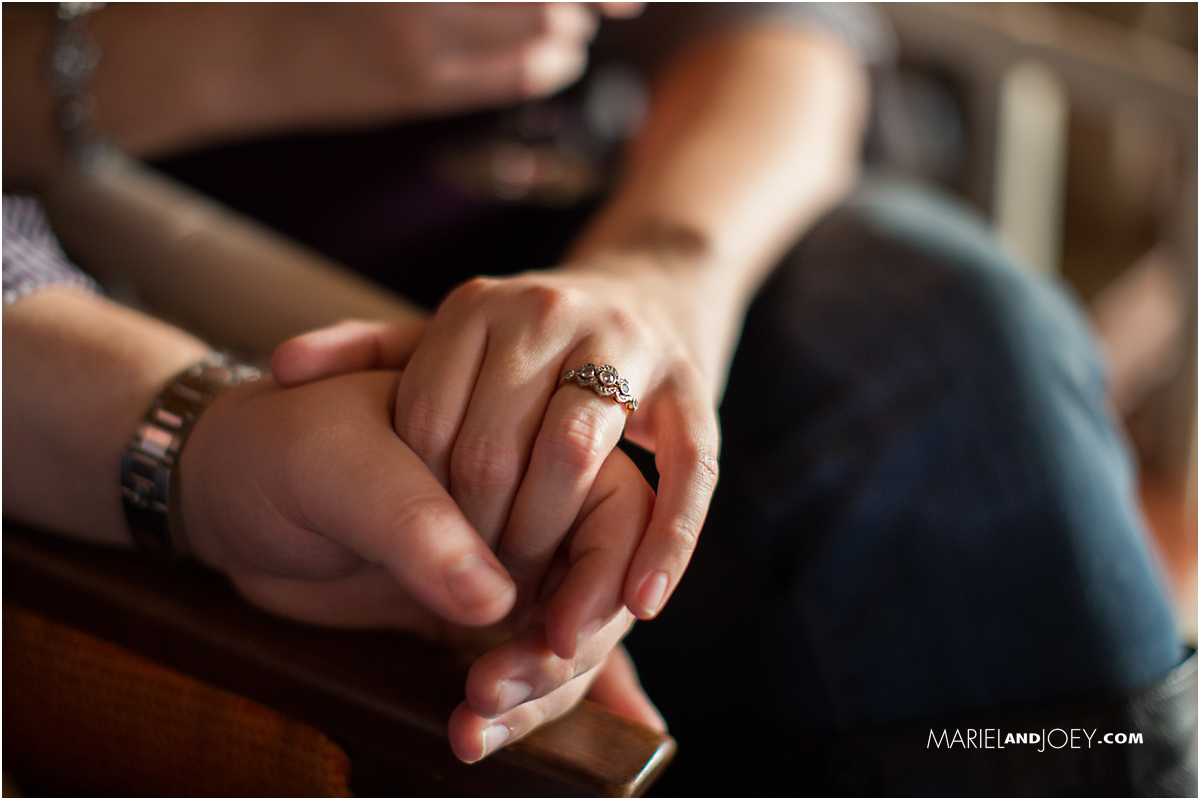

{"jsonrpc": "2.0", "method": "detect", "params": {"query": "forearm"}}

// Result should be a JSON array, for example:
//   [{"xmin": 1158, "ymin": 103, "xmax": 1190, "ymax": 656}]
[
  {"xmin": 4, "ymin": 3, "xmax": 609, "ymax": 191},
  {"xmin": 4, "ymin": 4, "xmax": 269, "ymax": 189},
  {"xmin": 3, "ymin": 288, "xmax": 209, "ymax": 545},
  {"xmin": 567, "ymin": 27, "xmax": 869, "ymax": 391}
]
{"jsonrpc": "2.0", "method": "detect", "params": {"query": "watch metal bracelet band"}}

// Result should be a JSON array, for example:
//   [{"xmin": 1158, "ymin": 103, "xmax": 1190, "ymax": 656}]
[{"xmin": 120, "ymin": 353, "xmax": 260, "ymax": 561}]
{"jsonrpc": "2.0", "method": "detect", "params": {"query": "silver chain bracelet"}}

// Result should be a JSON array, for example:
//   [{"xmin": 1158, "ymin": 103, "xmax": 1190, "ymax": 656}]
[{"xmin": 42, "ymin": 2, "xmax": 106, "ymax": 166}]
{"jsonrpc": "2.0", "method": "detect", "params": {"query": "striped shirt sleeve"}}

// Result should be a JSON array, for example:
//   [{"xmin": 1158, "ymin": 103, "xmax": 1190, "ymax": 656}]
[{"xmin": 3, "ymin": 194, "xmax": 100, "ymax": 306}]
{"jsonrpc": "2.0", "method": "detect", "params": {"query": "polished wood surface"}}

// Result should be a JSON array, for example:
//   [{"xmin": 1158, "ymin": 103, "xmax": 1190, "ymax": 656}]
[{"xmin": 3, "ymin": 523, "xmax": 675, "ymax": 797}]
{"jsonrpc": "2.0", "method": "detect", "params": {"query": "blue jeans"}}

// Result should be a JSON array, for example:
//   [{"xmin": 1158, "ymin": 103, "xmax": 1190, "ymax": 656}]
[{"xmin": 622, "ymin": 177, "xmax": 1181, "ymax": 794}]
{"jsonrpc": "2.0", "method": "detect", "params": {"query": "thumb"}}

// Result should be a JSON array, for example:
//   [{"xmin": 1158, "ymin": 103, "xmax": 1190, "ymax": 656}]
[
  {"xmin": 294, "ymin": 372, "xmax": 514, "ymax": 626},
  {"xmin": 271, "ymin": 319, "xmax": 428, "ymax": 386}
]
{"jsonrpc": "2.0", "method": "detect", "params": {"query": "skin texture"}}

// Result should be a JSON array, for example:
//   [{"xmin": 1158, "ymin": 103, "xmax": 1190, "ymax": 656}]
[
  {"xmin": 4, "ymin": 2, "xmax": 867, "ymax": 762},
  {"xmin": 2, "ymin": 288, "xmax": 664, "ymax": 762}
]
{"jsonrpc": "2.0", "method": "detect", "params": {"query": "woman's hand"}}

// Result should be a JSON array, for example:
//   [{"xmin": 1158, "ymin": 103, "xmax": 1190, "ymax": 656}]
[{"xmin": 272, "ymin": 260, "xmax": 722, "ymax": 651}]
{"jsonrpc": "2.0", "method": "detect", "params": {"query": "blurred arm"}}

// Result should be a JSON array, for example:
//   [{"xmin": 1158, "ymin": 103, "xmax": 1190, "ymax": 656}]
[
  {"xmin": 568, "ymin": 26, "xmax": 870, "ymax": 396},
  {"xmin": 3, "ymin": 3, "xmax": 608, "ymax": 190}
]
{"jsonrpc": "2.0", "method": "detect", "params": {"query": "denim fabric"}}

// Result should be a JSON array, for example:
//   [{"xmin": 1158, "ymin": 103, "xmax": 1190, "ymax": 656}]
[{"xmin": 622, "ymin": 177, "xmax": 1180, "ymax": 794}]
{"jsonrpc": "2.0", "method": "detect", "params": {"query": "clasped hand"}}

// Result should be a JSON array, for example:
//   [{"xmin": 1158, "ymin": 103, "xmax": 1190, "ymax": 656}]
[
  {"xmin": 183, "ymin": 265, "xmax": 720, "ymax": 761},
  {"xmin": 182, "ymin": 369, "xmax": 660, "ymax": 762}
]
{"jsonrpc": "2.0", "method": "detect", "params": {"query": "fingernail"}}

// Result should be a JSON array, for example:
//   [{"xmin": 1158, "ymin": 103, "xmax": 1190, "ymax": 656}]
[
  {"xmin": 637, "ymin": 571, "xmax": 670, "ymax": 616},
  {"xmin": 481, "ymin": 723, "xmax": 510, "ymax": 758},
  {"xmin": 577, "ymin": 617, "xmax": 605, "ymax": 653},
  {"xmin": 494, "ymin": 679, "xmax": 533, "ymax": 717},
  {"xmin": 447, "ymin": 556, "xmax": 512, "ymax": 609}
]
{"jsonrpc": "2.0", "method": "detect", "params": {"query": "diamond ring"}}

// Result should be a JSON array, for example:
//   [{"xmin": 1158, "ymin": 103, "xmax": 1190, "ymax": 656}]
[{"xmin": 562, "ymin": 363, "xmax": 638, "ymax": 412}]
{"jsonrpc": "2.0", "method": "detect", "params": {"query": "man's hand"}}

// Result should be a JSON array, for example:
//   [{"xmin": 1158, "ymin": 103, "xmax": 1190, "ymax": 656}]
[
  {"xmin": 183, "ymin": 370, "xmax": 517, "ymax": 627},
  {"xmin": 180, "ymin": 367, "xmax": 660, "ymax": 757}
]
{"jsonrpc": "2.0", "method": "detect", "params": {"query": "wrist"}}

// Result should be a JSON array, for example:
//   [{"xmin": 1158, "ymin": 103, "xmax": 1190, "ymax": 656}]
[
  {"xmin": 566, "ymin": 209, "xmax": 759, "ymax": 333},
  {"xmin": 559, "ymin": 247, "xmax": 744, "ymax": 402},
  {"xmin": 2, "ymin": 289, "xmax": 211, "ymax": 547},
  {"xmin": 121, "ymin": 352, "xmax": 261, "ymax": 563}
]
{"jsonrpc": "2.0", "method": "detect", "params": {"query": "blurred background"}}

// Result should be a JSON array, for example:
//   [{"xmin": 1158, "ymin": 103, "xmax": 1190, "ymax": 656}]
[{"xmin": 869, "ymin": 2, "xmax": 1196, "ymax": 639}]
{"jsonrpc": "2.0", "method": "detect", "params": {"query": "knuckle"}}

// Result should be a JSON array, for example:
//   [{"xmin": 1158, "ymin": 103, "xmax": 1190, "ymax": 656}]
[
  {"xmin": 445, "ymin": 277, "xmax": 497, "ymax": 310},
  {"xmin": 396, "ymin": 399, "xmax": 455, "ymax": 459},
  {"xmin": 497, "ymin": 536, "xmax": 551, "ymax": 575},
  {"xmin": 662, "ymin": 517, "xmax": 701, "ymax": 553},
  {"xmin": 552, "ymin": 655, "xmax": 580, "ymax": 687},
  {"xmin": 451, "ymin": 437, "xmax": 519, "ymax": 496},
  {"xmin": 545, "ymin": 408, "xmax": 611, "ymax": 473},
  {"xmin": 690, "ymin": 444, "xmax": 721, "ymax": 488},
  {"xmin": 391, "ymin": 495, "xmax": 457, "ymax": 543},
  {"xmin": 604, "ymin": 305, "xmax": 642, "ymax": 340},
  {"xmin": 669, "ymin": 356, "xmax": 708, "ymax": 391},
  {"xmin": 521, "ymin": 284, "xmax": 581, "ymax": 332}
]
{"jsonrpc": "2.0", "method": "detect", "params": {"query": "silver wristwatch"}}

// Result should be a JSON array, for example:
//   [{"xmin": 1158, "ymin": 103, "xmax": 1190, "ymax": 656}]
[{"xmin": 120, "ymin": 353, "xmax": 260, "ymax": 561}]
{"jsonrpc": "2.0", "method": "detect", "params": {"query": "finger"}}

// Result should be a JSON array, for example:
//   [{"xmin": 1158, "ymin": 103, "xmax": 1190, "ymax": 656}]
[
  {"xmin": 623, "ymin": 386, "xmax": 720, "ymax": 620},
  {"xmin": 432, "ymin": 34, "xmax": 590, "ymax": 105},
  {"xmin": 463, "ymin": 608, "xmax": 633, "ymax": 720},
  {"xmin": 543, "ymin": 449, "xmax": 653, "ymax": 659},
  {"xmin": 499, "ymin": 357, "xmax": 645, "ymax": 600},
  {"xmin": 595, "ymin": 2, "xmax": 645, "ymax": 19},
  {"xmin": 294, "ymin": 372, "xmax": 516, "ymax": 626},
  {"xmin": 228, "ymin": 564, "xmax": 518, "ymax": 651},
  {"xmin": 448, "ymin": 665, "xmax": 595, "ymax": 763},
  {"xmin": 447, "ymin": 328, "xmax": 564, "ymax": 547},
  {"xmin": 228, "ymin": 563, "xmax": 444, "ymax": 635},
  {"xmin": 393, "ymin": 283, "xmax": 491, "ymax": 486},
  {"xmin": 271, "ymin": 320, "xmax": 429, "ymax": 387},
  {"xmin": 585, "ymin": 644, "xmax": 666, "ymax": 732},
  {"xmin": 442, "ymin": 3, "xmax": 599, "ymax": 50}
]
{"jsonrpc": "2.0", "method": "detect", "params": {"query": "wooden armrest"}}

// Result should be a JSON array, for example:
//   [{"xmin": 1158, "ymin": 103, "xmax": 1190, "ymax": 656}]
[{"xmin": 3, "ymin": 523, "xmax": 675, "ymax": 797}]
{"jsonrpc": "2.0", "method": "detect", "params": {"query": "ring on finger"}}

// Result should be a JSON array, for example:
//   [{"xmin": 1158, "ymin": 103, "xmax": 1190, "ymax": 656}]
[{"xmin": 561, "ymin": 363, "xmax": 638, "ymax": 412}]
